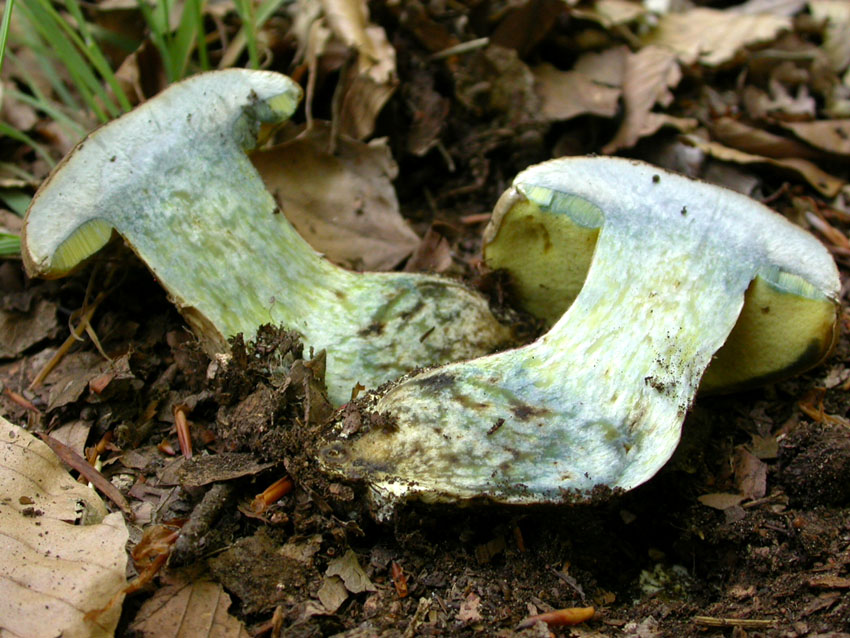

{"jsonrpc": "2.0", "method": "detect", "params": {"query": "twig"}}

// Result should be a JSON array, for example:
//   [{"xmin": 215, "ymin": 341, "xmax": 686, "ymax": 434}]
[
  {"xmin": 429, "ymin": 37, "xmax": 489, "ymax": 61},
  {"xmin": 39, "ymin": 432, "xmax": 132, "ymax": 517},
  {"xmin": 693, "ymin": 616, "xmax": 777, "ymax": 628}
]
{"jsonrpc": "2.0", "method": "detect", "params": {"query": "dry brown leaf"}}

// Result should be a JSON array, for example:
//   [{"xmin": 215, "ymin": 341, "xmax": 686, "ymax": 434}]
[
  {"xmin": 0, "ymin": 298, "xmax": 57, "ymax": 358},
  {"xmin": 641, "ymin": 7, "xmax": 790, "ymax": 67},
  {"xmin": 760, "ymin": 78, "xmax": 817, "ymax": 119},
  {"xmin": 682, "ymin": 134, "xmax": 846, "ymax": 196},
  {"xmin": 320, "ymin": 0, "xmax": 397, "ymax": 139},
  {"xmin": 403, "ymin": 226, "xmax": 454, "ymax": 274},
  {"xmin": 325, "ymin": 550, "xmax": 376, "ymax": 593},
  {"xmin": 733, "ymin": 448, "xmax": 767, "ymax": 500},
  {"xmin": 317, "ymin": 575, "xmax": 349, "ymax": 613},
  {"xmin": 0, "ymin": 416, "xmax": 128, "ymax": 638},
  {"xmin": 533, "ymin": 63, "xmax": 621, "ymax": 121},
  {"xmin": 128, "ymin": 578, "xmax": 251, "ymax": 638},
  {"xmin": 810, "ymin": 0, "xmax": 850, "ymax": 73},
  {"xmin": 574, "ymin": 46, "xmax": 628, "ymax": 87},
  {"xmin": 573, "ymin": 0, "xmax": 646, "ymax": 27},
  {"xmin": 732, "ymin": 0, "xmax": 807, "ymax": 16},
  {"xmin": 320, "ymin": 0, "xmax": 374, "ymax": 58},
  {"xmin": 602, "ymin": 46, "xmax": 695, "ymax": 153},
  {"xmin": 50, "ymin": 419, "xmax": 92, "ymax": 458},
  {"xmin": 251, "ymin": 123, "xmax": 418, "ymax": 271},
  {"xmin": 698, "ymin": 493, "xmax": 747, "ymax": 510},
  {"xmin": 710, "ymin": 117, "xmax": 824, "ymax": 160},
  {"xmin": 457, "ymin": 592, "xmax": 482, "ymax": 624},
  {"xmin": 337, "ymin": 33, "xmax": 398, "ymax": 140},
  {"xmin": 780, "ymin": 120, "xmax": 850, "ymax": 156}
]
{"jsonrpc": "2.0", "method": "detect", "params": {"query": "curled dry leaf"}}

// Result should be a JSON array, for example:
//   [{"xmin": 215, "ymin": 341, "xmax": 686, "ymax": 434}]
[
  {"xmin": 533, "ymin": 63, "xmax": 621, "ymax": 122},
  {"xmin": 325, "ymin": 550, "xmax": 376, "ymax": 594},
  {"xmin": 779, "ymin": 120, "xmax": 850, "ymax": 156},
  {"xmin": 319, "ymin": 0, "xmax": 397, "ymax": 139},
  {"xmin": 252, "ymin": 123, "xmax": 419, "ymax": 271},
  {"xmin": 602, "ymin": 46, "xmax": 696, "ymax": 153},
  {"xmin": 0, "ymin": 416, "xmax": 128, "ymax": 638},
  {"xmin": 810, "ymin": 0, "xmax": 850, "ymax": 73},
  {"xmin": 682, "ymin": 135, "xmax": 846, "ymax": 197},
  {"xmin": 641, "ymin": 7, "xmax": 790, "ymax": 67},
  {"xmin": 710, "ymin": 117, "xmax": 825, "ymax": 161}
]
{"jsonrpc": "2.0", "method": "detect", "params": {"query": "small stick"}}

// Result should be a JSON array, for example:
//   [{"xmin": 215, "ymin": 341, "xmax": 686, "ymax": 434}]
[
  {"xmin": 693, "ymin": 616, "xmax": 777, "ymax": 628},
  {"xmin": 173, "ymin": 404, "xmax": 193, "ymax": 459},
  {"xmin": 429, "ymin": 37, "xmax": 490, "ymax": 61}
]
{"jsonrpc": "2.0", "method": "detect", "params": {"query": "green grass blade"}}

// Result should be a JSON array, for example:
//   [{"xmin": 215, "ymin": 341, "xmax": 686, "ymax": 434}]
[
  {"xmin": 171, "ymin": 0, "xmax": 206, "ymax": 77},
  {"xmin": 193, "ymin": 0, "xmax": 209, "ymax": 69},
  {"xmin": 233, "ymin": 0, "xmax": 259, "ymax": 69},
  {"xmin": 137, "ymin": 0, "xmax": 177, "ymax": 82},
  {"xmin": 6, "ymin": 87, "xmax": 87, "ymax": 140},
  {"xmin": 0, "ymin": 233, "xmax": 21, "ymax": 257},
  {"xmin": 219, "ymin": 0, "xmax": 288, "ymax": 69},
  {"xmin": 0, "ymin": 122, "xmax": 55, "ymax": 166},
  {"xmin": 0, "ymin": 0, "xmax": 14, "ymax": 76},
  {"xmin": 62, "ymin": 0, "xmax": 132, "ymax": 111},
  {"xmin": 14, "ymin": 1, "xmax": 112, "ymax": 121},
  {"xmin": 6, "ymin": 45, "xmax": 83, "ymax": 113},
  {"xmin": 0, "ymin": 189, "xmax": 32, "ymax": 216}
]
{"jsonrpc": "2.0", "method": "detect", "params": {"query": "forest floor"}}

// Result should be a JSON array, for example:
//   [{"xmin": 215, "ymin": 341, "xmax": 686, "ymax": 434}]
[{"xmin": 2, "ymin": 1, "xmax": 850, "ymax": 636}]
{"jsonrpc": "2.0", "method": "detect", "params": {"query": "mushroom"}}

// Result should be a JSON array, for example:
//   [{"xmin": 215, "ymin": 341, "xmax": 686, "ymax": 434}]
[
  {"xmin": 482, "ymin": 163, "xmax": 839, "ymax": 392},
  {"xmin": 319, "ymin": 157, "xmax": 840, "ymax": 516},
  {"xmin": 22, "ymin": 70, "xmax": 510, "ymax": 405}
]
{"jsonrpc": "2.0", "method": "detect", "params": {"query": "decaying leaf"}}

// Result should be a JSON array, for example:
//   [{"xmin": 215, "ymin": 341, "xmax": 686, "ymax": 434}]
[
  {"xmin": 572, "ymin": 0, "xmax": 646, "ymax": 28},
  {"xmin": 325, "ymin": 550, "xmax": 376, "ymax": 594},
  {"xmin": 698, "ymin": 493, "xmax": 747, "ymax": 511},
  {"xmin": 292, "ymin": 0, "xmax": 398, "ymax": 139},
  {"xmin": 0, "ymin": 416, "xmax": 128, "ymax": 638},
  {"xmin": 533, "ymin": 63, "xmax": 621, "ymax": 122},
  {"xmin": 810, "ymin": 0, "xmax": 850, "ymax": 73},
  {"xmin": 642, "ymin": 7, "xmax": 790, "ymax": 67},
  {"xmin": 129, "ymin": 578, "xmax": 251, "ymax": 638},
  {"xmin": 682, "ymin": 135, "xmax": 846, "ymax": 196},
  {"xmin": 602, "ymin": 46, "xmax": 695, "ymax": 153},
  {"xmin": 317, "ymin": 575, "xmax": 349, "ymax": 613},
  {"xmin": 457, "ymin": 592, "xmax": 482, "ymax": 624},
  {"xmin": 0, "ymin": 298, "xmax": 57, "ymax": 358},
  {"xmin": 252, "ymin": 123, "xmax": 418, "ymax": 271},
  {"xmin": 710, "ymin": 117, "xmax": 825, "ymax": 160},
  {"xmin": 733, "ymin": 447, "xmax": 768, "ymax": 500},
  {"xmin": 574, "ymin": 46, "xmax": 628, "ymax": 87},
  {"xmin": 780, "ymin": 119, "xmax": 850, "ymax": 156}
]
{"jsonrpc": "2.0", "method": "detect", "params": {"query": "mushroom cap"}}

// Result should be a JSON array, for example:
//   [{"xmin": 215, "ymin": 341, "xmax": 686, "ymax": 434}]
[
  {"xmin": 484, "ymin": 158, "xmax": 840, "ymax": 392},
  {"xmin": 22, "ymin": 69, "xmax": 302, "ymax": 278}
]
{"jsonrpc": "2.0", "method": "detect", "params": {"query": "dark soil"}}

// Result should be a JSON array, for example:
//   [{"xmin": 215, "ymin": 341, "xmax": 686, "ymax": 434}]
[{"xmin": 3, "ymin": 253, "xmax": 850, "ymax": 637}]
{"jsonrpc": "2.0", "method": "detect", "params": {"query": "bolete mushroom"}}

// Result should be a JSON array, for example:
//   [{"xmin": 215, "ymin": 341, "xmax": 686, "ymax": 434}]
[
  {"xmin": 482, "ymin": 161, "xmax": 839, "ymax": 392},
  {"xmin": 22, "ymin": 70, "xmax": 510, "ymax": 405},
  {"xmin": 320, "ymin": 157, "xmax": 840, "ymax": 516}
]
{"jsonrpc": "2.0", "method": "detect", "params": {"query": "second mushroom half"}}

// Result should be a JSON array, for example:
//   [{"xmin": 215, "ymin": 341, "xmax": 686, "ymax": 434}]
[
  {"xmin": 21, "ymin": 70, "xmax": 511, "ymax": 405},
  {"xmin": 320, "ymin": 157, "xmax": 840, "ymax": 517}
]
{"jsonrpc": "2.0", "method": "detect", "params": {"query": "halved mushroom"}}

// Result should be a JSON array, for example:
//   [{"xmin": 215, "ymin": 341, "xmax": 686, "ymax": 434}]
[
  {"xmin": 319, "ymin": 157, "xmax": 840, "ymax": 517},
  {"xmin": 22, "ymin": 70, "xmax": 510, "ymax": 405},
  {"xmin": 482, "ymin": 164, "xmax": 839, "ymax": 392}
]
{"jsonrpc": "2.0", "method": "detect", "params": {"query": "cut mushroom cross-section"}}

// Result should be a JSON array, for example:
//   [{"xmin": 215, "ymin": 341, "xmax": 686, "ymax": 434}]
[
  {"xmin": 22, "ymin": 70, "xmax": 510, "ymax": 405},
  {"xmin": 320, "ymin": 157, "xmax": 840, "ymax": 516}
]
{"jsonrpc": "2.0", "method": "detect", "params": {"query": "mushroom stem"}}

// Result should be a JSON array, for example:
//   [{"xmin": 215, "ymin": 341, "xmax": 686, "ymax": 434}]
[
  {"xmin": 22, "ymin": 71, "xmax": 511, "ymax": 405},
  {"xmin": 319, "ymin": 157, "xmax": 839, "ymax": 515}
]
